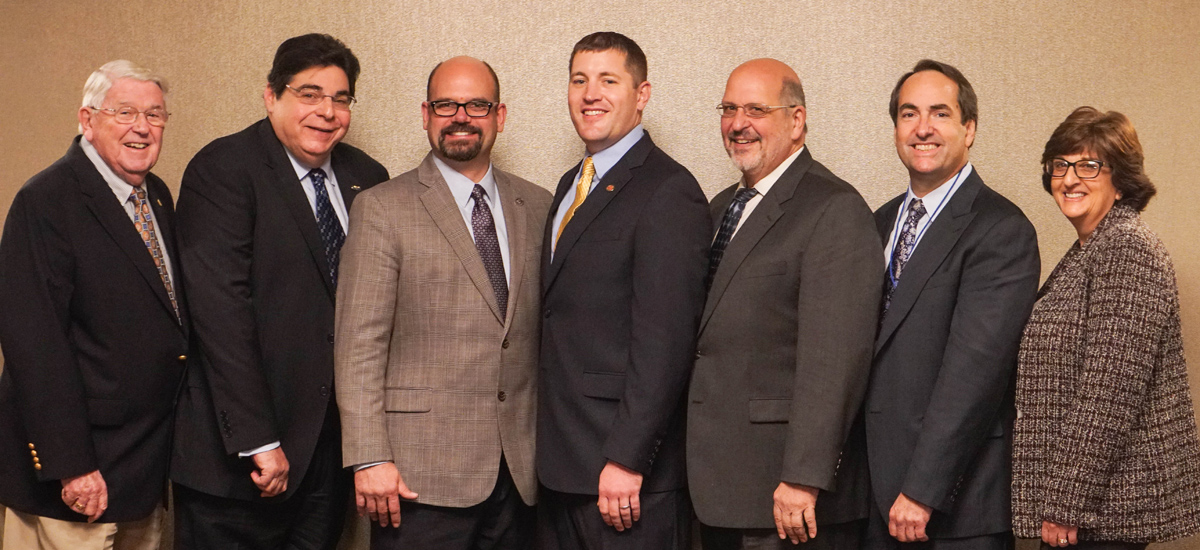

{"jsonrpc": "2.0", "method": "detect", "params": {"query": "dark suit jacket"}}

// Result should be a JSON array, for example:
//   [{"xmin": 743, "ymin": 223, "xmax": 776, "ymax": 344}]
[
  {"xmin": 865, "ymin": 169, "xmax": 1039, "ymax": 538},
  {"xmin": 536, "ymin": 132, "xmax": 710, "ymax": 495},
  {"xmin": 688, "ymin": 148, "xmax": 882, "ymax": 528},
  {"xmin": 170, "ymin": 119, "xmax": 388, "ymax": 500},
  {"xmin": 0, "ymin": 138, "xmax": 189, "ymax": 522}
]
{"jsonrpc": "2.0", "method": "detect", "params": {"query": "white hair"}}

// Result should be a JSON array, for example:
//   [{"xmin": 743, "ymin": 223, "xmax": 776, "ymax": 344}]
[{"xmin": 79, "ymin": 60, "xmax": 168, "ymax": 131}]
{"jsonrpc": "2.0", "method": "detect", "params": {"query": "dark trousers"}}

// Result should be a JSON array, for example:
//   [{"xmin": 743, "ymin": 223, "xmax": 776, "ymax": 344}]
[
  {"xmin": 173, "ymin": 414, "xmax": 351, "ymax": 550},
  {"xmin": 1037, "ymin": 542, "xmax": 1145, "ymax": 550},
  {"xmin": 536, "ymin": 486, "xmax": 692, "ymax": 550},
  {"xmin": 370, "ymin": 456, "xmax": 534, "ymax": 550},
  {"xmin": 700, "ymin": 520, "xmax": 865, "ymax": 550},
  {"xmin": 864, "ymin": 506, "xmax": 1013, "ymax": 550}
]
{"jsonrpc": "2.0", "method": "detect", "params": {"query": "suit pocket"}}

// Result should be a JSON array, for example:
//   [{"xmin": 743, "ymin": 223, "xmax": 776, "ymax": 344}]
[
  {"xmin": 384, "ymin": 387, "xmax": 432, "ymax": 413},
  {"xmin": 582, "ymin": 372, "xmax": 625, "ymax": 400},
  {"xmin": 741, "ymin": 260, "xmax": 787, "ymax": 279},
  {"xmin": 87, "ymin": 397, "xmax": 128, "ymax": 427},
  {"xmin": 748, "ymin": 397, "xmax": 791, "ymax": 423}
]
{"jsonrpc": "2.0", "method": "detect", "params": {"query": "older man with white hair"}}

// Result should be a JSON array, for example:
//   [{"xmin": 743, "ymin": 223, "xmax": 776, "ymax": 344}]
[{"xmin": 0, "ymin": 59, "xmax": 186, "ymax": 549}]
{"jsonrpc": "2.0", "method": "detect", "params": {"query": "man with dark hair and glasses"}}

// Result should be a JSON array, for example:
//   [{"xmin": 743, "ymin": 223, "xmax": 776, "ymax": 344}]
[
  {"xmin": 0, "ymin": 59, "xmax": 184, "ymax": 550},
  {"xmin": 687, "ymin": 58, "xmax": 881, "ymax": 550},
  {"xmin": 535, "ymin": 31, "xmax": 710, "ymax": 550},
  {"xmin": 333, "ymin": 55, "xmax": 550, "ymax": 550},
  {"xmin": 860, "ymin": 59, "xmax": 1040, "ymax": 550},
  {"xmin": 170, "ymin": 33, "xmax": 389, "ymax": 549}
]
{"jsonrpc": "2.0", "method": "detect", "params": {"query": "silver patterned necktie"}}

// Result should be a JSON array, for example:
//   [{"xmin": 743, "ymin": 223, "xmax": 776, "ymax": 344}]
[
  {"xmin": 706, "ymin": 187, "xmax": 758, "ymax": 289},
  {"xmin": 883, "ymin": 198, "xmax": 926, "ymax": 313}
]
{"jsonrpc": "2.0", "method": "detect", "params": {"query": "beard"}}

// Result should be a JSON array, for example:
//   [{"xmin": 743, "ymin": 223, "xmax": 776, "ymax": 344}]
[
  {"xmin": 438, "ymin": 123, "xmax": 483, "ymax": 162},
  {"xmin": 724, "ymin": 128, "xmax": 766, "ymax": 175}
]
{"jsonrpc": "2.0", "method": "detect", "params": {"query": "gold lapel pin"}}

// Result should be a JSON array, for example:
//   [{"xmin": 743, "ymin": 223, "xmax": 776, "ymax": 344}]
[
  {"xmin": 350, "ymin": 185, "xmax": 361, "ymax": 191},
  {"xmin": 605, "ymin": 185, "xmax": 615, "ymax": 192},
  {"xmin": 156, "ymin": 199, "xmax": 163, "ymax": 206}
]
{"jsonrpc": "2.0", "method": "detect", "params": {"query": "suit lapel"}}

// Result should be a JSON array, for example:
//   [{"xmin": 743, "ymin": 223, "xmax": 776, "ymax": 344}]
[
  {"xmin": 71, "ymin": 142, "xmax": 180, "ymax": 325},
  {"xmin": 543, "ymin": 133, "xmax": 654, "ymax": 294},
  {"xmin": 875, "ymin": 171, "xmax": 983, "ymax": 353},
  {"xmin": 331, "ymin": 149, "xmax": 364, "ymax": 209},
  {"xmin": 699, "ymin": 148, "xmax": 813, "ymax": 334},
  {"xmin": 496, "ymin": 169, "xmax": 526, "ymax": 333},
  {"xmin": 144, "ymin": 177, "xmax": 189, "ymax": 335},
  {"xmin": 258, "ymin": 122, "xmax": 337, "ymax": 299},
  {"xmin": 416, "ymin": 154, "xmax": 506, "ymax": 323}
]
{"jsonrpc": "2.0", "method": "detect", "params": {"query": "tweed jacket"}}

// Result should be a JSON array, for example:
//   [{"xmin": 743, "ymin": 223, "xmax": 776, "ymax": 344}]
[
  {"xmin": 1012, "ymin": 204, "xmax": 1200, "ymax": 542},
  {"xmin": 334, "ymin": 153, "xmax": 551, "ymax": 507}
]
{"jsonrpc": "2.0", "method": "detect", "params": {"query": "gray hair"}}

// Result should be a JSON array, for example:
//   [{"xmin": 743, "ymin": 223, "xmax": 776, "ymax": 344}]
[{"xmin": 79, "ymin": 60, "xmax": 168, "ymax": 131}]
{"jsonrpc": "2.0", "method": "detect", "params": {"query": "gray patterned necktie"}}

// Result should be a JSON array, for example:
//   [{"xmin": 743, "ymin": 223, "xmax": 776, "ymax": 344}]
[
  {"xmin": 707, "ymin": 187, "xmax": 758, "ymax": 289},
  {"xmin": 883, "ymin": 198, "xmax": 926, "ymax": 313},
  {"xmin": 471, "ymin": 185, "xmax": 507, "ymax": 321},
  {"xmin": 309, "ymin": 168, "xmax": 345, "ymax": 286}
]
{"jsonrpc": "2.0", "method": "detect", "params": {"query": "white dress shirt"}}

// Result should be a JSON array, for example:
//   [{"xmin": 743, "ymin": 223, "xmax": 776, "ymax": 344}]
[
  {"xmin": 883, "ymin": 162, "xmax": 973, "ymax": 267},
  {"xmin": 728, "ymin": 146, "xmax": 805, "ymax": 241}
]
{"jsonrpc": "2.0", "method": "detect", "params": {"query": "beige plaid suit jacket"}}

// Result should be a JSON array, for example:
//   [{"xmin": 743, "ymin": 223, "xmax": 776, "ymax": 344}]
[{"xmin": 334, "ymin": 153, "xmax": 551, "ymax": 507}]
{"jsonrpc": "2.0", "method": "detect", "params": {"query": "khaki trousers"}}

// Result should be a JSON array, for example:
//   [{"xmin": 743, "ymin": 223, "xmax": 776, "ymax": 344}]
[{"xmin": 1, "ymin": 505, "xmax": 163, "ymax": 550}]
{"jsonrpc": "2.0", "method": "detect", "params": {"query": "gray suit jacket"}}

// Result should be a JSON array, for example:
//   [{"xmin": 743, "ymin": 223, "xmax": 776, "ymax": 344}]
[
  {"xmin": 866, "ymin": 169, "xmax": 1039, "ymax": 538},
  {"xmin": 334, "ymin": 153, "xmax": 551, "ymax": 507},
  {"xmin": 687, "ymin": 148, "xmax": 882, "ymax": 528}
]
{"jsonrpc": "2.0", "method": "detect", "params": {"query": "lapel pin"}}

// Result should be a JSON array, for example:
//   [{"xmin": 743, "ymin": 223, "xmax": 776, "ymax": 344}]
[
  {"xmin": 605, "ymin": 185, "xmax": 614, "ymax": 192},
  {"xmin": 350, "ymin": 185, "xmax": 361, "ymax": 191},
  {"xmin": 156, "ymin": 199, "xmax": 163, "ymax": 206},
  {"xmin": 515, "ymin": 198, "xmax": 525, "ymax": 206}
]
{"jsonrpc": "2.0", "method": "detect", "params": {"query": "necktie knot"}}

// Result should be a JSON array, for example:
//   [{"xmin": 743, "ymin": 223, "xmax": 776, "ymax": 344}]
[
  {"xmin": 309, "ymin": 168, "xmax": 327, "ymax": 188},
  {"xmin": 733, "ymin": 187, "xmax": 758, "ymax": 205},
  {"xmin": 909, "ymin": 198, "xmax": 927, "ymax": 218},
  {"xmin": 471, "ymin": 184, "xmax": 487, "ymax": 203}
]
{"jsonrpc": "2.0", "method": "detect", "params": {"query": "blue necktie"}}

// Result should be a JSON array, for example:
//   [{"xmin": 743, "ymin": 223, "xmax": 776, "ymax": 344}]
[
  {"xmin": 309, "ymin": 168, "xmax": 345, "ymax": 286},
  {"xmin": 471, "ymin": 185, "xmax": 507, "ymax": 321},
  {"xmin": 707, "ymin": 187, "xmax": 758, "ymax": 289},
  {"xmin": 883, "ymin": 198, "xmax": 926, "ymax": 313}
]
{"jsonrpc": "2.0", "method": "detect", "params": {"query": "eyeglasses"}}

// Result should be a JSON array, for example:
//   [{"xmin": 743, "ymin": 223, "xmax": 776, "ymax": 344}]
[
  {"xmin": 716, "ymin": 103, "xmax": 797, "ymax": 118},
  {"xmin": 1046, "ymin": 158, "xmax": 1106, "ymax": 179},
  {"xmin": 90, "ymin": 106, "xmax": 169, "ymax": 127},
  {"xmin": 285, "ymin": 85, "xmax": 356, "ymax": 111},
  {"xmin": 428, "ymin": 100, "xmax": 495, "ymax": 118}
]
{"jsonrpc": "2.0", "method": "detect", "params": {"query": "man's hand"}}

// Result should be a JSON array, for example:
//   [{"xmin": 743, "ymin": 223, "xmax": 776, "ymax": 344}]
[
  {"xmin": 354, "ymin": 462, "xmax": 418, "ymax": 528},
  {"xmin": 888, "ymin": 492, "xmax": 932, "ymax": 542},
  {"xmin": 597, "ymin": 460, "xmax": 643, "ymax": 531},
  {"xmin": 773, "ymin": 482, "xmax": 818, "ymax": 544},
  {"xmin": 60, "ymin": 470, "xmax": 107, "ymax": 522},
  {"xmin": 250, "ymin": 447, "xmax": 289, "ymax": 497},
  {"xmin": 1042, "ymin": 521, "xmax": 1078, "ymax": 547}
]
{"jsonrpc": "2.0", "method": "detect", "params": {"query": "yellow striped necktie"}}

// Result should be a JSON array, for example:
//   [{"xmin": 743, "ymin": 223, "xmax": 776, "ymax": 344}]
[{"xmin": 555, "ymin": 156, "xmax": 595, "ymax": 246}]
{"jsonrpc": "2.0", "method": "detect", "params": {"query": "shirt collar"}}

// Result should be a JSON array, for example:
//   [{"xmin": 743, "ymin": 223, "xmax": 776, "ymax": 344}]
[
  {"xmin": 432, "ymin": 155, "xmax": 499, "ymax": 209},
  {"xmin": 583, "ymin": 124, "xmax": 645, "ymax": 182},
  {"xmin": 80, "ymin": 135, "xmax": 137, "ymax": 202},
  {"xmin": 739, "ymin": 146, "xmax": 805, "ymax": 196},
  {"xmin": 905, "ymin": 162, "xmax": 973, "ymax": 208},
  {"xmin": 284, "ymin": 148, "xmax": 335, "ymax": 184}
]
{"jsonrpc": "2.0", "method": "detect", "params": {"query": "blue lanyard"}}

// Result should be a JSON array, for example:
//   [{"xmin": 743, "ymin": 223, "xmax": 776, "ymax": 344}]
[{"xmin": 886, "ymin": 164, "xmax": 969, "ymax": 276}]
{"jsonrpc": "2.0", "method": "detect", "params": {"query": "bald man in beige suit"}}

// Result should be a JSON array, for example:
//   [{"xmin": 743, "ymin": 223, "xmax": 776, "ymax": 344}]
[{"xmin": 333, "ymin": 57, "xmax": 551, "ymax": 550}]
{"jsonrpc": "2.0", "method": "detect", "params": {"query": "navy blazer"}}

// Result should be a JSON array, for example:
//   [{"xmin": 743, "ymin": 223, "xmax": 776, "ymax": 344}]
[{"xmin": 0, "ymin": 138, "xmax": 189, "ymax": 521}]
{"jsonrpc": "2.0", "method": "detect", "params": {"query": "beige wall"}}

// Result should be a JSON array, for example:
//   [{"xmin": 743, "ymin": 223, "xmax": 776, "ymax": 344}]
[{"xmin": 2, "ymin": 0, "xmax": 1198, "ymax": 548}]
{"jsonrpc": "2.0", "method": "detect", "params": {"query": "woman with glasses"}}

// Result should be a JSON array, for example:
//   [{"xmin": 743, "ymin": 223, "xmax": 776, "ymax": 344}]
[{"xmin": 1011, "ymin": 107, "xmax": 1200, "ymax": 549}]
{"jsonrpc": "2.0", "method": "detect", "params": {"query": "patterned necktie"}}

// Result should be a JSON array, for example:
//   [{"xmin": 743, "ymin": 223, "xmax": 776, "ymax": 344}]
[
  {"xmin": 555, "ymin": 156, "xmax": 596, "ymax": 246},
  {"xmin": 129, "ymin": 187, "xmax": 180, "ymax": 322},
  {"xmin": 883, "ymin": 198, "xmax": 927, "ymax": 313},
  {"xmin": 471, "ymin": 185, "xmax": 507, "ymax": 321},
  {"xmin": 309, "ymin": 168, "xmax": 346, "ymax": 286},
  {"xmin": 706, "ymin": 187, "xmax": 759, "ymax": 289}
]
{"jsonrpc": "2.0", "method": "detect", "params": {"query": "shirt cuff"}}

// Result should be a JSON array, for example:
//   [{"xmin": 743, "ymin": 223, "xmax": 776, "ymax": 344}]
[
  {"xmin": 353, "ymin": 461, "xmax": 391, "ymax": 472},
  {"xmin": 237, "ymin": 441, "xmax": 281, "ymax": 457}
]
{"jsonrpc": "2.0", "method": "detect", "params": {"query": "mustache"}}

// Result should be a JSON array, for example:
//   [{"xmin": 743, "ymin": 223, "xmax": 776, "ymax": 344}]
[
  {"xmin": 726, "ymin": 128, "xmax": 760, "ymax": 141},
  {"xmin": 441, "ymin": 123, "xmax": 481, "ymax": 138}
]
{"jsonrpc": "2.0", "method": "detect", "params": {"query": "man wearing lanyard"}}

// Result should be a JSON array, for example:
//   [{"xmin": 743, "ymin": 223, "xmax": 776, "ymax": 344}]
[
  {"xmin": 862, "ymin": 59, "xmax": 1040, "ymax": 550},
  {"xmin": 536, "ymin": 31, "xmax": 710, "ymax": 550}
]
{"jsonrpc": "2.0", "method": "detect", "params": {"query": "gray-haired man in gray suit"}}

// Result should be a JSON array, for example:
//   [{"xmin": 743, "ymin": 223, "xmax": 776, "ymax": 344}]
[{"xmin": 687, "ymin": 58, "xmax": 883, "ymax": 550}]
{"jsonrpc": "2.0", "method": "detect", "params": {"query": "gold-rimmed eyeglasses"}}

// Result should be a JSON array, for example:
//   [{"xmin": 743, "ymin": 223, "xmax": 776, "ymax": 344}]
[
  {"xmin": 90, "ymin": 106, "xmax": 170, "ymax": 127},
  {"xmin": 716, "ymin": 103, "xmax": 797, "ymax": 118}
]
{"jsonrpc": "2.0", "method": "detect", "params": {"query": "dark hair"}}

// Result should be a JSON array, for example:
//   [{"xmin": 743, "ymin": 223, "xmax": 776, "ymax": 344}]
[
  {"xmin": 570, "ymin": 32, "xmax": 648, "ymax": 85},
  {"xmin": 1040, "ymin": 106, "xmax": 1155, "ymax": 212},
  {"xmin": 267, "ymin": 34, "xmax": 361, "ymax": 98},
  {"xmin": 889, "ymin": 59, "xmax": 977, "ymax": 127},
  {"xmin": 426, "ymin": 59, "xmax": 501, "ymax": 102}
]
